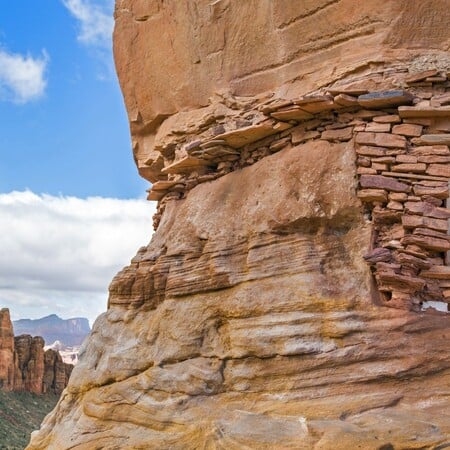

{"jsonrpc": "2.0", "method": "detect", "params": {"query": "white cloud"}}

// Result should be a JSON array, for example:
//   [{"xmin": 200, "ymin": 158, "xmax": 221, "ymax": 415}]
[
  {"xmin": 62, "ymin": 0, "xmax": 114, "ymax": 48},
  {"xmin": 0, "ymin": 49, "xmax": 48, "ymax": 103},
  {"xmin": 0, "ymin": 191, "xmax": 155, "ymax": 323}
]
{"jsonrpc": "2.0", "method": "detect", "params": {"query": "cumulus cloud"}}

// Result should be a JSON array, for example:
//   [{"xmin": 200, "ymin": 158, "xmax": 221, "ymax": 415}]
[
  {"xmin": 0, "ymin": 191, "xmax": 155, "ymax": 323},
  {"xmin": 62, "ymin": 0, "xmax": 114, "ymax": 48},
  {"xmin": 0, "ymin": 48, "xmax": 48, "ymax": 103}
]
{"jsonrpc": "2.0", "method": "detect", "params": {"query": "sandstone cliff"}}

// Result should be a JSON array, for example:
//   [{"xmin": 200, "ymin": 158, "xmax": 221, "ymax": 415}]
[
  {"xmin": 0, "ymin": 308, "xmax": 72, "ymax": 395},
  {"xmin": 28, "ymin": 1, "xmax": 450, "ymax": 449},
  {"xmin": 0, "ymin": 308, "xmax": 15, "ymax": 391}
]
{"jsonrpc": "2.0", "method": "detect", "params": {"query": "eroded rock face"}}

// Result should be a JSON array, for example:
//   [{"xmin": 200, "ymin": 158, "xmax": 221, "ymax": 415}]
[
  {"xmin": 0, "ymin": 308, "xmax": 15, "ymax": 391},
  {"xmin": 14, "ymin": 335, "xmax": 45, "ymax": 394},
  {"xmin": 0, "ymin": 309, "xmax": 73, "ymax": 395},
  {"xmin": 114, "ymin": 0, "xmax": 450, "ymax": 184},
  {"xmin": 28, "ymin": 1, "xmax": 450, "ymax": 449}
]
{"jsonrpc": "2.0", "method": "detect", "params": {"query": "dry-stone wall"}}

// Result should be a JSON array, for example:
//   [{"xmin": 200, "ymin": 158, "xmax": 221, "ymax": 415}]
[
  {"xmin": 145, "ymin": 66, "xmax": 450, "ymax": 314},
  {"xmin": 27, "ymin": 2, "xmax": 450, "ymax": 446}
]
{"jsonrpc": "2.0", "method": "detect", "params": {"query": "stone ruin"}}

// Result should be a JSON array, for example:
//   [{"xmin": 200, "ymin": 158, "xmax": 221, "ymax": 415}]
[
  {"xmin": 28, "ymin": 1, "xmax": 450, "ymax": 449},
  {"xmin": 142, "ymin": 67, "xmax": 450, "ymax": 315}
]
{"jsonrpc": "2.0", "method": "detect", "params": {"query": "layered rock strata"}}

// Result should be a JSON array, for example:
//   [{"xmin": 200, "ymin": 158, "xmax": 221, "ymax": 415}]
[
  {"xmin": 143, "ymin": 68, "xmax": 450, "ymax": 314},
  {"xmin": 28, "ymin": 1, "xmax": 450, "ymax": 449},
  {"xmin": 0, "ymin": 309, "xmax": 73, "ymax": 395},
  {"xmin": 0, "ymin": 308, "xmax": 15, "ymax": 390}
]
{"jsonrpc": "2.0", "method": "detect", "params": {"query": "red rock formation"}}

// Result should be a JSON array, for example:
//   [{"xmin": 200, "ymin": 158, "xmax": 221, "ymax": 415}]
[
  {"xmin": 28, "ymin": 1, "xmax": 450, "ymax": 449},
  {"xmin": 43, "ymin": 349, "xmax": 73, "ymax": 394},
  {"xmin": 0, "ymin": 309, "xmax": 73, "ymax": 395},
  {"xmin": 14, "ymin": 335, "xmax": 45, "ymax": 394},
  {"xmin": 0, "ymin": 308, "xmax": 15, "ymax": 391}
]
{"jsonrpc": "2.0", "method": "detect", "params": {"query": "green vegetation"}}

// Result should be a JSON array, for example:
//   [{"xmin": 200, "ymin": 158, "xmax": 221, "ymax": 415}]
[{"xmin": 0, "ymin": 391, "xmax": 59, "ymax": 450}]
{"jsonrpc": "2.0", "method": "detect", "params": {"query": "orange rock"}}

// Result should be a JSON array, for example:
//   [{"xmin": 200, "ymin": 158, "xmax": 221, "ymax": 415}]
[
  {"xmin": 356, "ymin": 145, "xmax": 386, "ymax": 156},
  {"xmin": 333, "ymin": 93, "xmax": 359, "ymax": 107},
  {"xmin": 392, "ymin": 123, "xmax": 423, "ymax": 136},
  {"xmin": 373, "ymin": 114, "xmax": 401, "ymax": 124},
  {"xmin": 0, "ymin": 308, "xmax": 15, "ymax": 391},
  {"xmin": 14, "ymin": 335, "xmax": 45, "ymax": 394},
  {"xmin": 405, "ymin": 69, "xmax": 439, "ymax": 83},
  {"xmin": 426, "ymin": 163, "xmax": 450, "ymax": 177},
  {"xmin": 410, "ymin": 145, "xmax": 450, "ymax": 156},
  {"xmin": 365, "ymin": 122, "xmax": 391, "ymax": 132},
  {"xmin": 376, "ymin": 271, "xmax": 425, "ymax": 293},
  {"xmin": 402, "ymin": 214, "xmax": 448, "ymax": 232},
  {"xmin": 355, "ymin": 132, "xmax": 406, "ymax": 148},
  {"xmin": 417, "ymin": 155, "xmax": 450, "ymax": 163},
  {"xmin": 396, "ymin": 154, "xmax": 418, "ymax": 163},
  {"xmin": 413, "ymin": 184, "xmax": 449, "ymax": 198},
  {"xmin": 402, "ymin": 234, "xmax": 450, "ymax": 252},
  {"xmin": 399, "ymin": 106, "xmax": 450, "ymax": 118},
  {"xmin": 357, "ymin": 189, "xmax": 387, "ymax": 202},
  {"xmin": 372, "ymin": 162, "xmax": 389, "ymax": 171},
  {"xmin": 320, "ymin": 127, "xmax": 353, "ymax": 142},
  {"xmin": 421, "ymin": 266, "xmax": 450, "ymax": 279},
  {"xmin": 1, "ymin": 308, "xmax": 73, "ymax": 395},
  {"xmin": 391, "ymin": 163, "xmax": 426, "ymax": 173},
  {"xmin": 412, "ymin": 134, "xmax": 450, "ymax": 146},
  {"xmin": 359, "ymin": 175, "xmax": 411, "ymax": 192},
  {"xmin": 27, "ymin": 1, "xmax": 450, "ymax": 449}
]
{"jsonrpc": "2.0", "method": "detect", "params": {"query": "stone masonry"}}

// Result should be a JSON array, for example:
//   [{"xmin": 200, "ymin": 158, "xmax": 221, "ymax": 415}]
[
  {"xmin": 27, "ymin": 2, "xmax": 450, "ymax": 447},
  {"xmin": 142, "ymin": 66, "xmax": 450, "ymax": 314}
]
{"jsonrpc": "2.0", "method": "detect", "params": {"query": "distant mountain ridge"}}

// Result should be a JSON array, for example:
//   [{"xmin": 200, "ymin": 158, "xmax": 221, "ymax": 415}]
[{"xmin": 13, "ymin": 314, "xmax": 90, "ymax": 347}]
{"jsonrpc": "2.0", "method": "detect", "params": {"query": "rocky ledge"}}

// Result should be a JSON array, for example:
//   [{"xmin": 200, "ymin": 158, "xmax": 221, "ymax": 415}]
[{"xmin": 28, "ymin": 1, "xmax": 450, "ymax": 449}]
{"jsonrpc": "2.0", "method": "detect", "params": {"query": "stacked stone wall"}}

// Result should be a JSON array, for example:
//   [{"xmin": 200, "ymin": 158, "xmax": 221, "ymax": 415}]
[{"xmin": 144, "ymin": 66, "xmax": 450, "ymax": 313}]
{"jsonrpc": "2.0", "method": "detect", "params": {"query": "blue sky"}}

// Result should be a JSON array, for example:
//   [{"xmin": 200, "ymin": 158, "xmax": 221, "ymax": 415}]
[
  {"xmin": 0, "ymin": 0, "xmax": 148, "ymax": 198},
  {"xmin": 0, "ymin": 1, "xmax": 155, "ymax": 325}
]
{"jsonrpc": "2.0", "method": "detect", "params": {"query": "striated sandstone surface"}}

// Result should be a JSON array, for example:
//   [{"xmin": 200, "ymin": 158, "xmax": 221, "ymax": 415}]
[
  {"xmin": 114, "ymin": 0, "xmax": 450, "ymax": 185},
  {"xmin": 0, "ymin": 309, "xmax": 73, "ymax": 395},
  {"xmin": 28, "ymin": 1, "xmax": 450, "ymax": 449},
  {"xmin": 0, "ymin": 308, "xmax": 15, "ymax": 390}
]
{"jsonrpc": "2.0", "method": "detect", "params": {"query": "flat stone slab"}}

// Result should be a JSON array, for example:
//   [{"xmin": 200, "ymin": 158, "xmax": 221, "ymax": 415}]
[
  {"xmin": 402, "ymin": 234, "xmax": 450, "ymax": 252},
  {"xmin": 147, "ymin": 189, "xmax": 166, "ymax": 201},
  {"xmin": 402, "ymin": 215, "xmax": 448, "ymax": 232},
  {"xmin": 398, "ymin": 106, "xmax": 450, "ymax": 118},
  {"xmin": 359, "ymin": 175, "xmax": 411, "ymax": 193},
  {"xmin": 377, "ymin": 271, "xmax": 425, "ymax": 292},
  {"xmin": 357, "ymin": 90, "xmax": 413, "ymax": 109},
  {"xmin": 421, "ymin": 266, "xmax": 450, "ymax": 279},
  {"xmin": 357, "ymin": 189, "xmax": 387, "ymax": 202},
  {"xmin": 427, "ymin": 163, "xmax": 450, "ymax": 178},
  {"xmin": 270, "ymin": 107, "xmax": 314, "ymax": 122},
  {"xmin": 356, "ymin": 132, "xmax": 406, "ymax": 148},
  {"xmin": 260, "ymin": 100, "xmax": 293, "ymax": 114},
  {"xmin": 410, "ymin": 145, "xmax": 450, "ymax": 156},
  {"xmin": 214, "ymin": 121, "xmax": 292, "ymax": 147},
  {"xmin": 294, "ymin": 95, "xmax": 336, "ymax": 113},
  {"xmin": 390, "ymin": 163, "xmax": 426, "ymax": 173},
  {"xmin": 161, "ymin": 156, "xmax": 212, "ymax": 174},
  {"xmin": 151, "ymin": 180, "xmax": 184, "ymax": 191},
  {"xmin": 405, "ymin": 69, "xmax": 439, "ymax": 84},
  {"xmin": 321, "ymin": 127, "xmax": 353, "ymax": 141},
  {"xmin": 327, "ymin": 87, "xmax": 369, "ymax": 96},
  {"xmin": 333, "ymin": 93, "xmax": 359, "ymax": 107},
  {"xmin": 412, "ymin": 134, "xmax": 450, "ymax": 146},
  {"xmin": 381, "ymin": 172, "xmax": 449, "ymax": 182}
]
